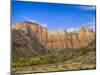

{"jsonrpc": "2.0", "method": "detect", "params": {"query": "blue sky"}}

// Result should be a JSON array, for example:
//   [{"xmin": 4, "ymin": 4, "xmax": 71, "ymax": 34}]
[{"xmin": 12, "ymin": 1, "xmax": 96, "ymax": 31}]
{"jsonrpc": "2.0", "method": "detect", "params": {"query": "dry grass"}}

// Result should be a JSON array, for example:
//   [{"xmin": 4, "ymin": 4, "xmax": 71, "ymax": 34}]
[
  {"xmin": 12, "ymin": 62, "xmax": 96, "ymax": 74},
  {"xmin": 12, "ymin": 49, "xmax": 96, "ymax": 74}
]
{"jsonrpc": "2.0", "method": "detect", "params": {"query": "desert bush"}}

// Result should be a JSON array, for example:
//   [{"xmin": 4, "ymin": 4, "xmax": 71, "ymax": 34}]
[
  {"xmin": 39, "ymin": 54, "xmax": 59, "ymax": 64},
  {"xmin": 25, "ymin": 57, "xmax": 41, "ymax": 66}
]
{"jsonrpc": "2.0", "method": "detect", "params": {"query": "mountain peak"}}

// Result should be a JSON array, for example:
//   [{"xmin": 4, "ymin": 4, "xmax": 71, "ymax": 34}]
[{"xmin": 12, "ymin": 21, "xmax": 43, "ymax": 30}]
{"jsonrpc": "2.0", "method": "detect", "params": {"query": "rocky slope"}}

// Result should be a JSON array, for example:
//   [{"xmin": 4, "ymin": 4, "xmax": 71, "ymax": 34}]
[
  {"xmin": 12, "ymin": 26, "xmax": 48, "ymax": 57},
  {"xmin": 12, "ymin": 22, "xmax": 95, "ymax": 57},
  {"xmin": 12, "ymin": 33, "xmax": 96, "ymax": 74}
]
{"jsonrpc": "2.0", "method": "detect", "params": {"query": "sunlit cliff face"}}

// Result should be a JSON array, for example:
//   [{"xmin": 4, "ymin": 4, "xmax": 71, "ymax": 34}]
[{"xmin": 12, "ymin": 22, "xmax": 95, "ymax": 49}]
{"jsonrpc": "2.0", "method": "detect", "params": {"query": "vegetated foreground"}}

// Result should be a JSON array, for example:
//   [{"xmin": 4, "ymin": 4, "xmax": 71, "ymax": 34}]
[
  {"xmin": 12, "ymin": 48, "xmax": 96, "ymax": 74},
  {"xmin": 12, "ymin": 51, "xmax": 96, "ymax": 74},
  {"xmin": 12, "ymin": 22, "xmax": 96, "ymax": 74}
]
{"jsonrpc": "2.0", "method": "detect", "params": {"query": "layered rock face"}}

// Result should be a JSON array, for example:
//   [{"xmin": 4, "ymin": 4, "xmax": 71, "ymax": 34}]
[
  {"xmin": 12, "ymin": 22, "xmax": 48, "ymax": 45},
  {"xmin": 47, "ymin": 27, "xmax": 95, "ymax": 49},
  {"xmin": 12, "ymin": 22, "xmax": 95, "ymax": 51}
]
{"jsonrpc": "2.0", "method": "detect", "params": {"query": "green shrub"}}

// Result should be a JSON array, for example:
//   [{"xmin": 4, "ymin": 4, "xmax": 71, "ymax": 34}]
[
  {"xmin": 40, "ymin": 54, "xmax": 60, "ymax": 64},
  {"xmin": 25, "ymin": 57, "xmax": 41, "ymax": 66}
]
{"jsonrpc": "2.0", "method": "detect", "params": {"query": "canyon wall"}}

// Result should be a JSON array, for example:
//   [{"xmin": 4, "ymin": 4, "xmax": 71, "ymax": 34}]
[{"xmin": 12, "ymin": 22, "xmax": 95, "ymax": 50}]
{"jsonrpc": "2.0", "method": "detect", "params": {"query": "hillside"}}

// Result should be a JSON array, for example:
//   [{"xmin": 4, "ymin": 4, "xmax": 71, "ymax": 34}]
[
  {"xmin": 12, "ymin": 26, "xmax": 48, "ymax": 58},
  {"xmin": 12, "ymin": 37, "xmax": 96, "ymax": 74},
  {"xmin": 12, "ymin": 21, "xmax": 96, "ymax": 74}
]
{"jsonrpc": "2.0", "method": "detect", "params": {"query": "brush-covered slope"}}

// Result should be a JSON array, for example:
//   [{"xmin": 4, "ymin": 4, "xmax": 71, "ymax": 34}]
[
  {"xmin": 12, "ymin": 38, "xmax": 96, "ymax": 74},
  {"xmin": 12, "ymin": 27, "xmax": 48, "ymax": 58}
]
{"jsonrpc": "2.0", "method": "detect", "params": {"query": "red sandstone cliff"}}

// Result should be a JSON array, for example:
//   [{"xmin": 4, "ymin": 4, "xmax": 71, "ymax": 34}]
[{"xmin": 12, "ymin": 22, "xmax": 95, "ymax": 49}]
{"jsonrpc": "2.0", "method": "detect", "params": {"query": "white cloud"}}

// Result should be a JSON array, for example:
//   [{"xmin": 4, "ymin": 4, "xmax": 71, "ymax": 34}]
[
  {"xmin": 80, "ymin": 17, "xmax": 95, "ymax": 31},
  {"xmin": 87, "ymin": 18, "xmax": 95, "ymax": 28},
  {"xmin": 22, "ymin": 16, "xmax": 37, "ymax": 23},
  {"xmin": 88, "ymin": 18, "xmax": 95, "ymax": 25},
  {"xmin": 66, "ymin": 28, "xmax": 77, "ymax": 32},
  {"xmin": 78, "ymin": 6, "xmax": 96, "ymax": 11},
  {"xmin": 66, "ymin": 17, "xmax": 95, "ymax": 32},
  {"xmin": 22, "ymin": 16, "xmax": 47, "ymax": 27},
  {"xmin": 41, "ymin": 23, "xmax": 47, "ymax": 27}
]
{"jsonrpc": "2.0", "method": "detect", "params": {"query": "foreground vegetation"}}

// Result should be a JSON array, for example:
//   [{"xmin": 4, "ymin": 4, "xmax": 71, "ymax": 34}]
[{"xmin": 12, "ymin": 47, "xmax": 96, "ymax": 74}]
